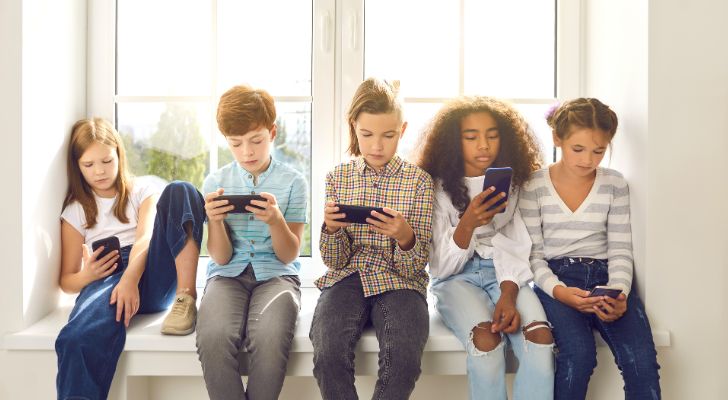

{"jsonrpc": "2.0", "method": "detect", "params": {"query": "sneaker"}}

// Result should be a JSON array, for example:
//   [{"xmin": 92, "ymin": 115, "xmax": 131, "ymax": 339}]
[{"xmin": 161, "ymin": 293, "xmax": 197, "ymax": 335}]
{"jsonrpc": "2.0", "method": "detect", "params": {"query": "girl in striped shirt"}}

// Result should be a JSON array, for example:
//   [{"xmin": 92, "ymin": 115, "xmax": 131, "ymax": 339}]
[{"xmin": 520, "ymin": 98, "xmax": 661, "ymax": 399}]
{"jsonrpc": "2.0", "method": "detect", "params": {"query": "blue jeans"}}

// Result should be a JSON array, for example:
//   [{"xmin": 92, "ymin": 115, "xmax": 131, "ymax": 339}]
[
  {"xmin": 310, "ymin": 273, "xmax": 430, "ymax": 400},
  {"xmin": 432, "ymin": 255, "xmax": 554, "ymax": 400},
  {"xmin": 534, "ymin": 258, "xmax": 661, "ymax": 400},
  {"xmin": 55, "ymin": 181, "xmax": 205, "ymax": 400}
]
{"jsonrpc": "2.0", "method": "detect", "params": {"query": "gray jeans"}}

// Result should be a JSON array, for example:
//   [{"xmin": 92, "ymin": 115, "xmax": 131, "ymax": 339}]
[
  {"xmin": 309, "ymin": 273, "xmax": 429, "ymax": 400},
  {"xmin": 196, "ymin": 266, "xmax": 301, "ymax": 400}
]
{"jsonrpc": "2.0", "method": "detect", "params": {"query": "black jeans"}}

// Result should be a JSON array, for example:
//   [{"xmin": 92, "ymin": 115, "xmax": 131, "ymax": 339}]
[{"xmin": 310, "ymin": 273, "xmax": 429, "ymax": 400}]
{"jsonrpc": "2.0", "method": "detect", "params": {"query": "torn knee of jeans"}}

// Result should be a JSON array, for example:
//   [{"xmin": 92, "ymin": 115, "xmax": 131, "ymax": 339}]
[
  {"xmin": 523, "ymin": 321, "xmax": 554, "ymax": 345},
  {"xmin": 468, "ymin": 322, "xmax": 502, "ymax": 355}
]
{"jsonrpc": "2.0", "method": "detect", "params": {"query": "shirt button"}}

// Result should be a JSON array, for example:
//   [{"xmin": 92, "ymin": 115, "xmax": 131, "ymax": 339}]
[
  {"xmin": 248, "ymin": 174, "xmax": 253, "ymax": 179},
  {"xmin": 251, "ymin": 191, "xmax": 256, "ymax": 194},
  {"xmin": 251, "ymin": 253, "xmax": 255, "ymax": 257},
  {"xmin": 249, "ymin": 216, "xmax": 254, "ymax": 221},
  {"xmin": 251, "ymin": 240, "xmax": 255, "ymax": 244}
]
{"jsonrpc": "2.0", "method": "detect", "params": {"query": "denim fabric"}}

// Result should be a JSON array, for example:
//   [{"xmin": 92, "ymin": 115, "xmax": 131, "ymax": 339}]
[
  {"xmin": 310, "ymin": 273, "xmax": 429, "ymax": 400},
  {"xmin": 196, "ymin": 266, "xmax": 301, "ymax": 400},
  {"xmin": 55, "ymin": 181, "xmax": 205, "ymax": 400},
  {"xmin": 534, "ymin": 258, "xmax": 661, "ymax": 400},
  {"xmin": 431, "ymin": 255, "xmax": 554, "ymax": 400}
]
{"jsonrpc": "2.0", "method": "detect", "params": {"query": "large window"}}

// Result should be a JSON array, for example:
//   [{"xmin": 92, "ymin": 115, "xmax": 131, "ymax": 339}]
[{"xmin": 90, "ymin": 0, "xmax": 577, "ymax": 286}]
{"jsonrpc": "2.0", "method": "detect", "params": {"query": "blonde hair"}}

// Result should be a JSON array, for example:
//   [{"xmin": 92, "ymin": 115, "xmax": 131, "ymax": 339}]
[
  {"xmin": 346, "ymin": 78, "xmax": 403, "ymax": 156},
  {"xmin": 217, "ymin": 85, "xmax": 276, "ymax": 136},
  {"xmin": 63, "ymin": 118, "xmax": 132, "ymax": 228}
]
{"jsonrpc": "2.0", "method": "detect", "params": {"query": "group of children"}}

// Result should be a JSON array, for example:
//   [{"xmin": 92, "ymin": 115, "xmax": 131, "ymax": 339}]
[{"xmin": 54, "ymin": 78, "xmax": 661, "ymax": 400}]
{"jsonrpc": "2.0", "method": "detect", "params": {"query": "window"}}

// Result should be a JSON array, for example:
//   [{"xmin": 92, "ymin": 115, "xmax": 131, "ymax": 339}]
[{"xmin": 89, "ymin": 0, "xmax": 578, "ymax": 286}]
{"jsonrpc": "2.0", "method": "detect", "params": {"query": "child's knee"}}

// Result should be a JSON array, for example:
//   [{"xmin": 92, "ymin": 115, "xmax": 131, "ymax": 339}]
[
  {"xmin": 471, "ymin": 322, "xmax": 501, "ymax": 353},
  {"xmin": 523, "ymin": 321, "xmax": 553, "ymax": 345}
]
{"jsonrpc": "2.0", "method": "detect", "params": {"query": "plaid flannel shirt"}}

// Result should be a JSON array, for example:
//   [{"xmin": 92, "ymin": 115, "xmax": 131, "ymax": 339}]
[{"xmin": 316, "ymin": 156, "xmax": 434, "ymax": 297}]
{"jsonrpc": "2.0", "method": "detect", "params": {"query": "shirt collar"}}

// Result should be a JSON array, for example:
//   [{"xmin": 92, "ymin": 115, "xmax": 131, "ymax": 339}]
[
  {"xmin": 355, "ymin": 155, "xmax": 403, "ymax": 177},
  {"xmin": 235, "ymin": 156, "xmax": 276, "ymax": 184}
]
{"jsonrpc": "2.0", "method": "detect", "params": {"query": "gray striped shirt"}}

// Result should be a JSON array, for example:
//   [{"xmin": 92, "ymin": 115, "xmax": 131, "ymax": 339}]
[{"xmin": 519, "ymin": 167, "xmax": 633, "ymax": 297}]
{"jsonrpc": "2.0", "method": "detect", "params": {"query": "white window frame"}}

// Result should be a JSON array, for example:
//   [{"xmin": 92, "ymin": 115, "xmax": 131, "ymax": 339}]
[{"xmin": 87, "ymin": 0, "xmax": 581, "ymax": 287}]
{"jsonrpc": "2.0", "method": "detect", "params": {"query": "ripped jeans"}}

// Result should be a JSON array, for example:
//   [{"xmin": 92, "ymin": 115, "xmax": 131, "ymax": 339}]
[
  {"xmin": 432, "ymin": 255, "xmax": 554, "ymax": 400},
  {"xmin": 534, "ymin": 258, "xmax": 661, "ymax": 400}
]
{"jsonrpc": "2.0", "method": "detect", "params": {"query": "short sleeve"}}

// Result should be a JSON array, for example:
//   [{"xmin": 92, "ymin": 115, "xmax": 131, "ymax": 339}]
[
  {"xmin": 284, "ymin": 172, "xmax": 308, "ymax": 223},
  {"xmin": 60, "ymin": 202, "xmax": 87, "ymax": 238},
  {"xmin": 202, "ymin": 173, "xmax": 218, "ymax": 197}
]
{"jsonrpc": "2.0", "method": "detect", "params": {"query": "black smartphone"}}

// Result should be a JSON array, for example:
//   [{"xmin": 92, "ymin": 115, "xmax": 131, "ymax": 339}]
[
  {"xmin": 482, "ymin": 167, "xmax": 513, "ymax": 213},
  {"xmin": 588, "ymin": 286, "xmax": 623, "ymax": 299},
  {"xmin": 91, "ymin": 236, "xmax": 121, "ymax": 260},
  {"xmin": 217, "ymin": 194, "xmax": 267, "ymax": 213},
  {"xmin": 334, "ymin": 204, "xmax": 391, "ymax": 225}
]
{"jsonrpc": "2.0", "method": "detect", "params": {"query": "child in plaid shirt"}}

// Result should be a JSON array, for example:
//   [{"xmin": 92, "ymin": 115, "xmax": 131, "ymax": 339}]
[{"xmin": 310, "ymin": 78, "xmax": 434, "ymax": 400}]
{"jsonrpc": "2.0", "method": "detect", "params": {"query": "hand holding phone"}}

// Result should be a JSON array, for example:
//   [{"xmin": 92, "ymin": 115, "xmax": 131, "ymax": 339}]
[
  {"xmin": 334, "ymin": 204, "xmax": 391, "ymax": 224},
  {"xmin": 482, "ymin": 167, "xmax": 513, "ymax": 213},
  {"xmin": 92, "ymin": 236, "xmax": 121, "ymax": 260},
  {"xmin": 217, "ymin": 194, "xmax": 267, "ymax": 214},
  {"xmin": 587, "ymin": 285, "xmax": 623, "ymax": 299}
]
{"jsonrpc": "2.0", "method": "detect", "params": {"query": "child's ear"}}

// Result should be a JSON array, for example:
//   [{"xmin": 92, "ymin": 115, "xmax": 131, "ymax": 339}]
[
  {"xmin": 269, "ymin": 124, "xmax": 277, "ymax": 142},
  {"xmin": 400, "ymin": 121, "xmax": 408, "ymax": 137},
  {"xmin": 552, "ymin": 130, "xmax": 562, "ymax": 147}
]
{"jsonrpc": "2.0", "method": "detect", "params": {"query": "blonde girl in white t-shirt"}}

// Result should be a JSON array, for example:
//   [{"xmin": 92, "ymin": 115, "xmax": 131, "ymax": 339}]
[{"xmin": 55, "ymin": 118, "xmax": 206, "ymax": 400}]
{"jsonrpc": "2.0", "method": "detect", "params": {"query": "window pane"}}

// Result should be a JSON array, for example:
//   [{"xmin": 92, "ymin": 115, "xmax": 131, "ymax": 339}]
[
  {"xmin": 217, "ymin": 0, "xmax": 312, "ymax": 96},
  {"xmin": 515, "ymin": 103, "xmax": 554, "ymax": 163},
  {"xmin": 117, "ymin": 1, "xmax": 212, "ymax": 96},
  {"xmin": 365, "ymin": 0, "xmax": 460, "ymax": 98},
  {"xmin": 215, "ymin": 102, "xmax": 312, "ymax": 256},
  {"xmin": 398, "ymin": 102, "xmax": 443, "ymax": 161},
  {"xmin": 117, "ymin": 102, "xmax": 213, "ymax": 189},
  {"xmin": 464, "ymin": 0, "xmax": 555, "ymax": 98}
]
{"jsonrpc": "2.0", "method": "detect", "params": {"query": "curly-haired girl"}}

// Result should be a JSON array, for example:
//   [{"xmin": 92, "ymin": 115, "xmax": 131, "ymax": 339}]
[{"xmin": 418, "ymin": 96, "xmax": 554, "ymax": 400}]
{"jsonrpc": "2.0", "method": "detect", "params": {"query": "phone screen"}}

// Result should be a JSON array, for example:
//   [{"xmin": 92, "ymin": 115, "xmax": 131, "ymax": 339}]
[{"xmin": 482, "ymin": 167, "xmax": 513, "ymax": 213}]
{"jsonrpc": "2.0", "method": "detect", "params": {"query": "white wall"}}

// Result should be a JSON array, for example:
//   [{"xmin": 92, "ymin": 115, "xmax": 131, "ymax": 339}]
[
  {"xmin": 584, "ymin": 0, "xmax": 728, "ymax": 399},
  {"xmin": 0, "ymin": 0, "xmax": 86, "ymax": 398}
]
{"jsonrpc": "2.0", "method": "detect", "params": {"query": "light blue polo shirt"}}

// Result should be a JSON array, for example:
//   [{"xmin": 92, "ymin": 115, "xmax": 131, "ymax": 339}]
[{"xmin": 202, "ymin": 157, "xmax": 308, "ymax": 281}]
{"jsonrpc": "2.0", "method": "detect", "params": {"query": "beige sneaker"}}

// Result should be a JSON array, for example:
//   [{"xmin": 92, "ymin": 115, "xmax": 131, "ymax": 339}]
[{"xmin": 161, "ymin": 293, "xmax": 197, "ymax": 335}]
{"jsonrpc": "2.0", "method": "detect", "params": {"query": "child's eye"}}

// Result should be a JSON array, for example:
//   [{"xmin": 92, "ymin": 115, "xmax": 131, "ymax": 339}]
[
  {"xmin": 252, "ymin": 141, "xmax": 263, "ymax": 145},
  {"xmin": 231, "ymin": 143, "xmax": 241, "ymax": 148},
  {"xmin": 594, "ymin": 150, "xmax": 605, "ymax": 155},
  {"xmin": 463, "ymin": 136, "xmax": 477, "ymax": 141},
  {"xmin": 385, "ymin": 134, "xmax": 396, "ymax": 139},
  {"xmin": 82, "ymin": 163, "xmax": 93, "ymax": 168},
  {"xmin": 572, "ymin": 148, "xmax": 583, "ymax": 153},
  {"xmin": 487, "ymin": 135, "xmax": 499, "ymax": 140},
  {"xmin": 102, "ymin": 159, "xmax": 113, "ymax": 164}
]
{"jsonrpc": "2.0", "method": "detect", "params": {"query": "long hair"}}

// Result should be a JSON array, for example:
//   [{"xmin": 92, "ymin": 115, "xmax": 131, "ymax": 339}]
[
  {"xmin": 417, "ymin": 97, "xmax": 542, "ymax": 215},
  {"xmin": 63, "ymin": 118, "xmax": 132, "ymax": 228},
  {"xmin": 346, "ymin": 78, "xmax": 403, "ymax": 156}
]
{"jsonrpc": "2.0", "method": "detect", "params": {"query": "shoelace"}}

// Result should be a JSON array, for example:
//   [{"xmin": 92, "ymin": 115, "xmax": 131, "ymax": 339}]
[{"xmin": 169, "ymin": 297, "xmax": 189, "ymax": 317}]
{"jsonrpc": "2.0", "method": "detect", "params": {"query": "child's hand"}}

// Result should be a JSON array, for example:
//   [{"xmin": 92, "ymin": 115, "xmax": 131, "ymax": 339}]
[
  {"xmin": 81, "ymin": 244, "xmax": 119, "ymax": 282},
  {"xmin": 460, "ymin": 187, "xmax": 507, "ymax": 230},
  {"xmin": 247, "ymin": 192, "xmax": 283, "ymax": 226},
  {"xmin": 205, "ymin": 188, "xmax": 234, "ymax": 222},
  {"xmin": 323, "ymin": 201, "xmax": 351, "ymax": 234},
  {"xmin": 110, "ymin": 276, "xmax": 140, "ymax": 328},
  {"xmin": 491, "ymin": 282, "xmax": 520, "ymax": 333},
  {"xmin": 368, "ymin": 207, "xmax": 415, "ymax": 250},
  {"xmin": 593, "ymin": 293, "xmax": 628, "ymax": 322},
  {"xmin": 553, "ymin": 285, "xmax": 603, "ymax": 313}
]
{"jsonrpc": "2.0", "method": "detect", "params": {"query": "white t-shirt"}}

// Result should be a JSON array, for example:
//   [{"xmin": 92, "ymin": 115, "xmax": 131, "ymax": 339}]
[{"xmin": 61, "ymin": 179, "xmax": 160, "ymax": 247}]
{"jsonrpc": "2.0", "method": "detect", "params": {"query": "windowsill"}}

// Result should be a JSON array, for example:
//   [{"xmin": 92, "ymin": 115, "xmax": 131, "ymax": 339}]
[{"xmin": 4, "ymin": 261, "xmax": 672, "ymax": 377}]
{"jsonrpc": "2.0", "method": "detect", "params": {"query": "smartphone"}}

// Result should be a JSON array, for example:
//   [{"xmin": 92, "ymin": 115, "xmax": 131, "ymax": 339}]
[
  {"xmin": 334, "ymin": 204, "xmax": 391, "ymax": 225},
  {"xmin": 91, "ymin": 236, "xmax": 121, "ymax": 260},
  {"xmin": 482, "ymin": 167, "xmax": 513, "ymax": 213},
  {"xmin": 217, "ymin": 194, "xmax": 267, "ymax": 213},
  {"xmin": 588, "ymin": 285, "xmax": 623, "ymax": 299}
]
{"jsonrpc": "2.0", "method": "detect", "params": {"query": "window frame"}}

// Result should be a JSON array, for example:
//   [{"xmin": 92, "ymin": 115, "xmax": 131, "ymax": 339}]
[{"xmin": 88, "ymin": 0, "xmax": 581, "ymax": 287}]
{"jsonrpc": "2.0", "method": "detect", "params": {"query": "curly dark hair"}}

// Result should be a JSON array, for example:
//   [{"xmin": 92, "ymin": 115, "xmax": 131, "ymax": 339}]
[{"xmin": 416, "ymin": 96, "xmax": 543, "ymax": 215}]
